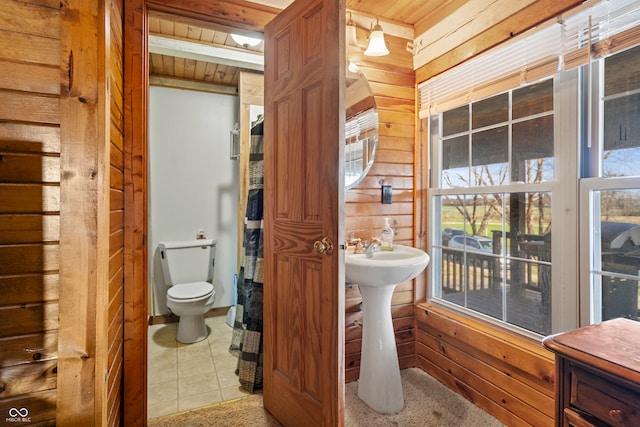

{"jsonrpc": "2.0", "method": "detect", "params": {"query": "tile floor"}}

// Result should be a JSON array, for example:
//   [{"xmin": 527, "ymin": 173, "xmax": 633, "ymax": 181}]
[{"xmin": 147, "ymin": 315, "xmax": 251, "ymax": 420}]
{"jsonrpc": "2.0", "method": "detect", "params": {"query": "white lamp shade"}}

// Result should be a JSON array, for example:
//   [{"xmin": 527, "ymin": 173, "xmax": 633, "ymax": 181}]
[
  {"xmin": 364, "ymin": 24, "xmax": 389, "ymax": 57},
  {"xmin": 230, "ymin": 34, "xmax": 262, "ymax": 47}
]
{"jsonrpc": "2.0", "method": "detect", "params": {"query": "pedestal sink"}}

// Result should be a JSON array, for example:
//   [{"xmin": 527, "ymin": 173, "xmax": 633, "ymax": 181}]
[{"xmin": 345, "ymin": 245, "xmax": 430, "ymax": 414}]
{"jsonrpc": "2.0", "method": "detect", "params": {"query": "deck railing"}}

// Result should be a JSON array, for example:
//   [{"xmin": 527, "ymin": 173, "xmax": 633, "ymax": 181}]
[{"xmin": 441, "ymin": 234, "xmax": 551, "ymax": 299}]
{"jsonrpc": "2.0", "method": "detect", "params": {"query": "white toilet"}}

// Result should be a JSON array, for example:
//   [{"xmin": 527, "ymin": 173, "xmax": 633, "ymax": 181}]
[{"xmin": 158, "ymin": 239, "xmax": 216, "ymax": 343}]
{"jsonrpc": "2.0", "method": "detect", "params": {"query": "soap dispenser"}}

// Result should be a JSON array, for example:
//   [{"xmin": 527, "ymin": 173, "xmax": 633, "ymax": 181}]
[{"xmin": 380, "ymin": 217, "xmax": 394, "ymax": 250}]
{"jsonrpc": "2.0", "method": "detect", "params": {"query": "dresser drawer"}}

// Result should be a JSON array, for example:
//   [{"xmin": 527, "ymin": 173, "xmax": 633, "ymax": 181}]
[{"xmin": 571, "ymin": 365, "xmax": 640, "ymax": 426}]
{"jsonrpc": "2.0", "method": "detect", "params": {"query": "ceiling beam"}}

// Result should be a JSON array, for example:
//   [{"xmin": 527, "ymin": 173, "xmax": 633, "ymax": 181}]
[
  {"xmin": 149, "ymin": 75, "xmax": 239, "ymax": 95},
  {"xmin": 148, "ymin": 34, "xmax": 264, "ymax": 71}
]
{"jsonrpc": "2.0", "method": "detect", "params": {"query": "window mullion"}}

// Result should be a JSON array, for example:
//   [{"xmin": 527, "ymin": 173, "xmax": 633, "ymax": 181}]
[{"xmin": 552, "ymin": 68, "xmax": 581, "ymax": 332}]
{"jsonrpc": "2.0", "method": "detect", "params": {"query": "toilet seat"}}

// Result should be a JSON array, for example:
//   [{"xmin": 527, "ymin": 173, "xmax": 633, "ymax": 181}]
[{"xmin": 168, "ymin": 282, "xmax": 214, "ymax": 300}]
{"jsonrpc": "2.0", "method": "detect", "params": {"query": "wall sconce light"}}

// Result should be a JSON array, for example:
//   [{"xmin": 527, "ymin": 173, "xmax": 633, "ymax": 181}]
[
  {"xmin": 346, "ymin": 13, "xmax": 361, "ymax": 59},
  {"xmin": 364, "ymin": 18, "xmax": 389, "ymax": 57},
  {"xmin": 346, "ymin": 12, "xmax": 362, "ymax": 72}
]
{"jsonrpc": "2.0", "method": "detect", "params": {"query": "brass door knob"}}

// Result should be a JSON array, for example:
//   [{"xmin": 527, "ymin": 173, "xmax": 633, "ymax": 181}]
[{"xmin": 314, "ymin": 237, "xmax": 334, "ymax": 255}]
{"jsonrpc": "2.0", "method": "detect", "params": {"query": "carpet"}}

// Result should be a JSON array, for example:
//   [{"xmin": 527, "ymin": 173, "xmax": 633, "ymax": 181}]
[{"xmin": 148, "ymin": 368, "xmax": 505, "ymax": 426}]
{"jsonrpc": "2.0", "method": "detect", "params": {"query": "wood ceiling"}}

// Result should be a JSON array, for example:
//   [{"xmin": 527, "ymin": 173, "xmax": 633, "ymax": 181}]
[
  {"xmin": 147, "ymin": 0, "xmax": 564, "ymax": 91},
  {"xmin": 148, "ymin": 10, "xmax": 265, "ymax": 89},
  {"xmin": 147, "ymin": 0, "xmax": 457, "ymax": 90}
]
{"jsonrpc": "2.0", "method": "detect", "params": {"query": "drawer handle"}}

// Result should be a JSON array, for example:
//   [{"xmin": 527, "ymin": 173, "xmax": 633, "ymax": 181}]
[{"xmin": 609, "ymin": 409, "xmax": 624, "ymax": 423}]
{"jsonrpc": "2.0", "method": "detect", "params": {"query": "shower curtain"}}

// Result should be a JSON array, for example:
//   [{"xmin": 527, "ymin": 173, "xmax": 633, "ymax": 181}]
[{"xmin": 229, "ymin": 116, "xmax": 264, "ymax": 392}]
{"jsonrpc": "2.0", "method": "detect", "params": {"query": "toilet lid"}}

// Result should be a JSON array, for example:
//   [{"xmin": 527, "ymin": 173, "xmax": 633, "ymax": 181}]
[{"xmin": 168, "ymin": 282, "xmax": 214, "ymax": 300}]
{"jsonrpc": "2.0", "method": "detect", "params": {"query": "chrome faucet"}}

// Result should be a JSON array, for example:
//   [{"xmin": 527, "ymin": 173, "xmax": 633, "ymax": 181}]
[{"xmin": 364, "ymin": 240, "xmax": 380, "ymax": 258}]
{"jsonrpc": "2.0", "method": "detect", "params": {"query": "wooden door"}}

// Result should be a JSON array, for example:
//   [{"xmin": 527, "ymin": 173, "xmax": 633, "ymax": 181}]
[{"xmin": 263, "ymin": 0, "xmax": 345, "ymax": 425}]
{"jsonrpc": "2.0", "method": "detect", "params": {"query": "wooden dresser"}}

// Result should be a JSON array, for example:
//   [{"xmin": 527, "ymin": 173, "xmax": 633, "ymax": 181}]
[{"xmin": 543, "ymin": 318, "xmax": 640, "ymax": 427}]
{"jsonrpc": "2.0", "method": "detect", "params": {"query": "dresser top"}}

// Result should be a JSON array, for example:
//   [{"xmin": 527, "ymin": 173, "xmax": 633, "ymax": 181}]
[{"xmin": 543, "ymin": 318, "xmax": 640, "ymax": 379}]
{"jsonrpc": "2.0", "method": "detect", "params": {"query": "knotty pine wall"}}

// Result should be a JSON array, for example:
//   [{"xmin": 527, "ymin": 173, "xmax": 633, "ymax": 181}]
[
  {"xmin": 344, "ymin": 32, "xmax": 416, "ymax": 383},
  {"xmin": 106, "ymin": 0, "xmax": 125, "ymax": 425},
  {"xmin": 0, "ymin": 1, "xmax": 62, "ymax": 423},
  {"xmin": 0, "ymin": 0, "xmax": 125, "ymax": 425},
  {"xmin": 416, "ymin": 306, "xmax": 555, "ymax": 426}
]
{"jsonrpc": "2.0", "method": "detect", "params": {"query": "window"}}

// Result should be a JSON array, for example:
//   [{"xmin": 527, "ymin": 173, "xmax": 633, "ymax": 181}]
[
  {"xmin": 431, "ymin": 81, "xmax": 558, "ymax": 336},
  {"xmin": 422, "ymin": 0, "xmax": 640, "ymax": 337},
  {"xmin": 580, "ymin": 44, "xmax": 640, "ymax": 325}
]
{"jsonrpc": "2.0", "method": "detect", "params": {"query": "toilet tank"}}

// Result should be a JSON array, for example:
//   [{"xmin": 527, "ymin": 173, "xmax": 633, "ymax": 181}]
[{"xmin": 158, "ymin": 239, "xmax": 216, "ymax": 286}]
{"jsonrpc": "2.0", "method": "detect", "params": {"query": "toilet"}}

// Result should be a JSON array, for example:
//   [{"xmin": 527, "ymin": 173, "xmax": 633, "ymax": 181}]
[{"xmin": 158, "ymin": 239, "xmax": 216, "ymax": 343}]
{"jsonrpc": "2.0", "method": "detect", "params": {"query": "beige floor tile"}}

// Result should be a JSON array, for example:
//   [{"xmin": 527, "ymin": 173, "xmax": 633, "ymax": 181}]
[
  {"xmin": 213, "ymin": 352, "xmax": 238, "ymax": 371},
  {"xmin": 147, "ymin": 399, "xmax": 178, "ymax": 420},
  {"xmin": 148, "ymin": 365, "xmax": 178, "ymax": 385},
  {"xmin": 177, "ymin": 338, "xmax": 210, "ymax": 353},
  {"xmin": 148, "ymin": 349, "xmax": 177, "ymax": 369},
  {"xmin": 205, "ymin": 314, "xmax": 229, "ymax": 327},
  {"xmin": 209, "ymin": 326, "xmax": 232, "ymax": 341},
  {"xmin": 178, "ymin": 371, "xmax": 219, "ymax": 397},
  {"xmin": 177, "ymin": 356, "xmax": 215, "ymax": 376},
  {"xmin": 220, "ymin": 384, "xmax": 252, "ymax": 401},
  {"xmin": 209, "ymin": 341, "xmax": 232, "ymax": 358},
  {"xmin": 177, "ymin": 344, "xmax": 212, "ymax": 363},
  {"xmin": 148, "ymin": 316, "xmax": 246, "ymax": 420},
  {"xmin": 178, "ymin": 345, "xmax": 213, "ymax": 362},
  {"xmin": 147, "ymin": 378, "xmax": 178, "ymax": 404},
  {"xmin": 206, "ymin": 323, "xmax": 229, "ymax": 335},
  {"xmin": 178, "ymin": 390, "xmax": 223, "ymax": 413},
  {"xmin": 149, "ymin": 324, "xmax": 179, "ymax": 349},
  {"xmin": 208, "ymin": 331, "xmax": 233, "ymax": 346},
  {"xmin": 216, "ymin": 367, "xmax": 241, "ymax": 389}
]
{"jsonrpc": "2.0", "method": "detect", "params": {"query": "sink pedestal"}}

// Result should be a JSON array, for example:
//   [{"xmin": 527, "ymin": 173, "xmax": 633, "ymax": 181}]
[
  {"xmin": 357, "ymin": 283, "xmax": 404, "ymax": 414},
  {"xmin": 345, "ymin": 244, "xmax": 430, "ymax": 414}
]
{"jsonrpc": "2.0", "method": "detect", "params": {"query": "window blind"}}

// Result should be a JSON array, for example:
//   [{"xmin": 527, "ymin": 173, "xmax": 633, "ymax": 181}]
[
  {"xmin": 419, "ymin": 23, "xmax": 561, "ymax": 118},
  {"xmin": 563, "ymin": 0, "xmax": 640, "ymax": 70},
  {"xmin": 419, "ymin": 0, "xmax": 640, "ymax": 118},
  {"xmin": 345, "ymin": 108, "xmax": 377, "ymax": 140}
]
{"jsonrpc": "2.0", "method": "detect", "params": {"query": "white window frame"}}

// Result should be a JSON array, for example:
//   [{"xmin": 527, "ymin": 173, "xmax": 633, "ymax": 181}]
[
  {"xmin": 421, "ymin": 0, "xmax": 640, "ymax": 337},
  {"xmin": 579, "ymin": 53, "xmax": 640, "ymax": 326},
  {"xmin": 579, "ymin": 177, "xmax": 640, "ymax": 325},
  {"xmin": 427, "ymin": 70, "xmax": 580, "ymax": 337}
]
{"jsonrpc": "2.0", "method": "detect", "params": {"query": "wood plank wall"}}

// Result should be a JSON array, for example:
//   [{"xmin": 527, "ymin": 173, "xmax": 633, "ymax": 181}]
[
  {"xmin": 0, "ymin": 0, "xmax": 124, "ymax": 425},
  {"xmin": 416, "ymin": 305, "xmax": 555, "ymax": 426},
  {"xmin": 344, "ymin": 32, "xmax": 416, "ymax": 383},
  {"xmin": 57, "ymin": 0, "xmax": 123, "ymax": 423},
  {"xmin": 107, "ymin": 0, "xmax": 126, "ymax": 425},
  {"xmin": 0, "ymin": 0, "xmax": 61, "ymax": 424}
]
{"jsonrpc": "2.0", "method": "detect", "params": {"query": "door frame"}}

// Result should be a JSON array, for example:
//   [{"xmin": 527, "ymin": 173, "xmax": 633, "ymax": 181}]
[{"xmin": 122, "ymin": 1, "xmax": 277, "ymax": 424}]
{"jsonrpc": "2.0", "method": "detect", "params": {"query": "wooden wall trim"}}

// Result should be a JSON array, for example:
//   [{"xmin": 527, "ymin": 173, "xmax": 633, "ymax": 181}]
[
  {"xmin": 123, "ymin": 0, "xmax": 149, "ymax": 425},
  {"xmin": 413, "ymin": 106, "xmax": 428, "ymax": 303},
  {"xmin": 58, "ymin": 0, "xmax": 109, "ymax": 425},
  {"xmin": 237, "ymin": 72, "xmax": 264, "ymax": 273}
]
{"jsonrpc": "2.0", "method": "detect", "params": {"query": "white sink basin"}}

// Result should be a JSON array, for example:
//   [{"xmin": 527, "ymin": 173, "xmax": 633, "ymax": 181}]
[{"xmin": 345, "ymin": 244, "xmax": 430, "ymax": 287}]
